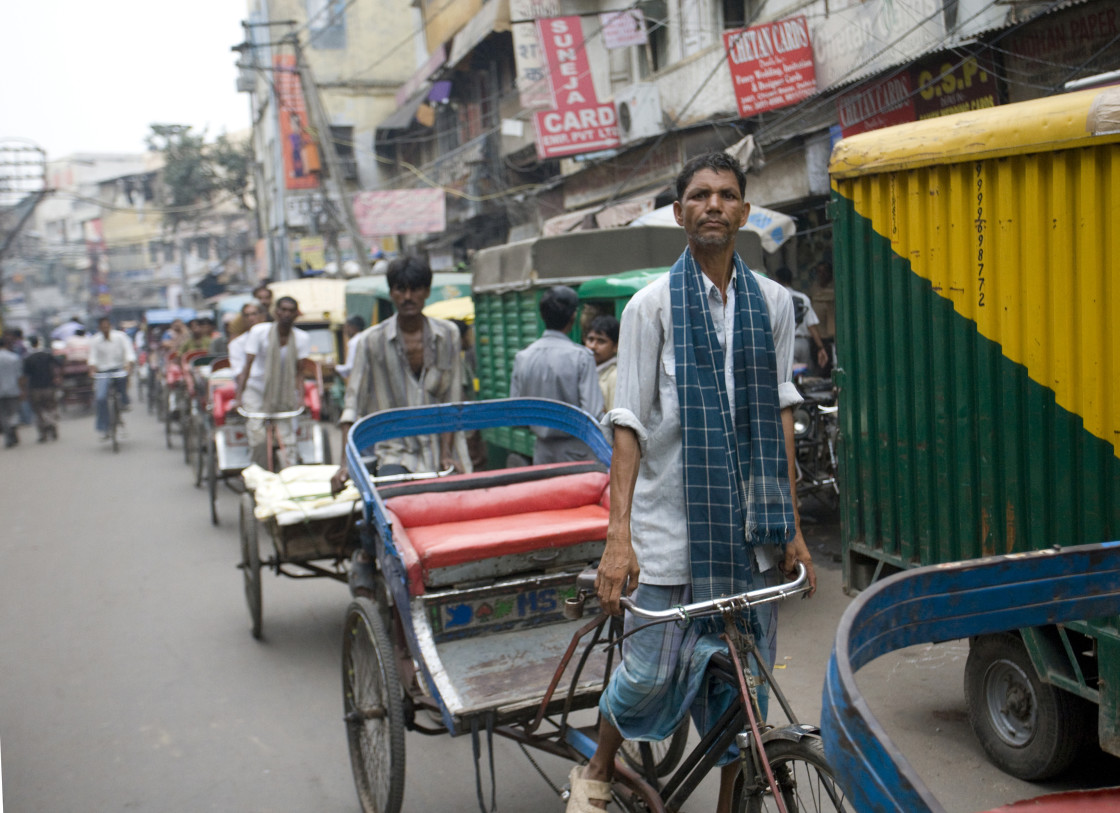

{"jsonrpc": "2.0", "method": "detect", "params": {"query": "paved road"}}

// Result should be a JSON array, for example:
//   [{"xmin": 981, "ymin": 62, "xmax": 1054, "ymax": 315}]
[{"xmin": 1, "ymin": 405, "xmax": 1115, "ymax": 812}]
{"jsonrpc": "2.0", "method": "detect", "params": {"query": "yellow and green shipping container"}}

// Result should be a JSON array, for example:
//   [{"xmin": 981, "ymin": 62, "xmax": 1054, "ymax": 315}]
[{"xmin": 831, "ymin": 86, "xmax": 1120, "ymax": 769}]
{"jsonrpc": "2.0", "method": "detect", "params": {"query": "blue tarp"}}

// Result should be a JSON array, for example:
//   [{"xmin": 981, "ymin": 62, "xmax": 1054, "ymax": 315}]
[{"xmin": 144, "ymin": 308, "xmax": 197, "ymax": 326}]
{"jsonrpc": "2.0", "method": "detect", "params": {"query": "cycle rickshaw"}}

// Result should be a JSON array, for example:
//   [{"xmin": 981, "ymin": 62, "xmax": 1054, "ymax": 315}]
[
  {"xmin": 340, "ymin": 399, "xmax": 843, "ymax": 813},
  {"xmin": 203, "ymin": 365, "xmax": 329, "ymax": 526},
  {"xmin": 822, "ymin": 542, "xmax": 1120, "ymax": 812}
]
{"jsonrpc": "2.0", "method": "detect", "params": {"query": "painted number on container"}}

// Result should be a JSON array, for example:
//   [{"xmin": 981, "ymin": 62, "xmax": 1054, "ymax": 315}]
[{"xmin": 974, "ymin": 162, "xmax": 986, "ymax": 308}]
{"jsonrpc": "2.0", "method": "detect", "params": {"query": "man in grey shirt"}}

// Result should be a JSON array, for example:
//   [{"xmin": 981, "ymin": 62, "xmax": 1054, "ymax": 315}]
[{"xmin": 509, "ymin": 285, "xmax": 604, "ymax": 464}]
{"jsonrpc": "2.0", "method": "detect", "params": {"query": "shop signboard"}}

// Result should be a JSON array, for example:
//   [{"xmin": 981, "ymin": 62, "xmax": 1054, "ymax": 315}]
[
  {"xmin": 533, "ymin": 16, "xmax": 620, "ymax": 159},
  {"xmin": 837, "ymin": 52, "xmax": 999, "ymax": 137},
  {"xmin": 724, "ymin": 16, "xmax": 817, "ymax": 118},
  {"xmin": 274, "ymin": 54, "xmax": 320, "ymax": 191},
  {"xmin": 352, "ymin": 188, "xmax": 446, "ymax": 237}
]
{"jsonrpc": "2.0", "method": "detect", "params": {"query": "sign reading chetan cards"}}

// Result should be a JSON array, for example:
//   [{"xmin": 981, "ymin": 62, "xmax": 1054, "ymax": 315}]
[{"xmin": 723, "ymin": 16, "xmax": 817, "ymax": 118}]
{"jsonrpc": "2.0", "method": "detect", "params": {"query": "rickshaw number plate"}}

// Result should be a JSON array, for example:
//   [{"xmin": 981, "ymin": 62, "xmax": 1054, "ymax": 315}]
[{"xmin": 426, "ymin": 582, "xmax": 585, "ymax": 641}]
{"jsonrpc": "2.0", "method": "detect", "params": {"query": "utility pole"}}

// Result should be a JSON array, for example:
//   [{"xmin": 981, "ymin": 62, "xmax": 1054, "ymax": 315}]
[
  {"xmin": 287, "ymin": 35, "xmax": 369, "ymax": 269},
  {"xmin": 0, "ymin": 142, "xmax": 47, "ymax": 324}
]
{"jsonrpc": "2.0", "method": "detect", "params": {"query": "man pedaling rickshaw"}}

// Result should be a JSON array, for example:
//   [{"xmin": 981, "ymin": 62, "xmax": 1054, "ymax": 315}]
[{"xmin": 233, "ymin": 296, "xmax": 313, "ymax": 469}]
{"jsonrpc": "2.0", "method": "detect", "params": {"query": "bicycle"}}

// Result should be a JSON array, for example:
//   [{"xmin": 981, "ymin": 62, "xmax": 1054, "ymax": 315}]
[
  {"xmin": 339, "ymin": 400, "xmax": 848, "ymax": 813},
  {"xmin": 92, "ymin": 369, "xmax": 130, "ymax": 453},
  {"xmin": 566, "ymin": 563, "xmax": 850, "ymax": 813}
]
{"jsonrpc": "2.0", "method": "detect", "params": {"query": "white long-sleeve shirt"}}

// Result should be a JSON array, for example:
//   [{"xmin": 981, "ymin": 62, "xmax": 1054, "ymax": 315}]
[{"xmin": 88, "ymin": 330, "xmax": 137, "ymax": 372}]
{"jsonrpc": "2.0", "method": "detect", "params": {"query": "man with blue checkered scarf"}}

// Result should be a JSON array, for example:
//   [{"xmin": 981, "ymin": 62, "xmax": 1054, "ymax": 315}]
[{"xmin": 566, "ymin": 153, "xmax": 818, "ymax": 813}]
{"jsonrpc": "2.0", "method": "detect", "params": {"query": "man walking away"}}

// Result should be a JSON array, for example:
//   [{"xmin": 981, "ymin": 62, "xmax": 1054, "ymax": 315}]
[
  {"xmin": 509, "ymin": 285, "xmax": 604, "ymax": 464},
  {"xmin": 0, "ymin": 333, "xmax": 23, "ymax": 447},
  {"xmin": 21, "ymin": 337, "xmax": 62, "ymax": 441}
]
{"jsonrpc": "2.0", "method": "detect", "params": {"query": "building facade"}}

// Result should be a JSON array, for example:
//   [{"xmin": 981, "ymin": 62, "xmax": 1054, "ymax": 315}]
[{"xmin": 240, "ymin": 0, "xmax": 419, "ymax": 280}]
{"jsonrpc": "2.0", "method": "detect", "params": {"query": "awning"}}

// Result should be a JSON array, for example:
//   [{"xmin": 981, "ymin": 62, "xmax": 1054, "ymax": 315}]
[
  {"xmin": 541, "ymin": 189, "xmax": 664, "ymax": 236},
  {"xmin": 376, "ymin": 86, "xmax": 430, "ymax": 134},
  {"xmin": 448, "ymin": 0, "xmax": 511, "ymax": 68}
]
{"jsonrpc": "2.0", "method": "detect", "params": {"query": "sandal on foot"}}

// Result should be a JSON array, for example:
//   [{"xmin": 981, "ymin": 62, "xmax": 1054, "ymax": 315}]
[{"xmin": 565, "ymin": 765, "xmax": 612, "ymax": 812}]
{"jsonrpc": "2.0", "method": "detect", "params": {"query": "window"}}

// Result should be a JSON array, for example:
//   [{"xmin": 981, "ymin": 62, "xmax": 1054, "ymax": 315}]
[
  {"xmin": 722, "ymin": 0, "xmax": 761, "ymax": 29},
  {"xmin": 307, "ymin": 0, "xmax": 346, "ymax": 49},
  {"xmin": 329, "ymin": 125, "xmax": 358, "ymax": 180},
  {"xmin": 638, "ymin": 1, "xmax": 670, "ymax": 74}
]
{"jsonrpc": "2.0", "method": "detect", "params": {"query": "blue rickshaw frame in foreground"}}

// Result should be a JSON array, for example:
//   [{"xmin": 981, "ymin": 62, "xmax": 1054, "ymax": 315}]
[{"xmin": 821, "ymin": 541, "xmax": 1120, "ymax": 812}]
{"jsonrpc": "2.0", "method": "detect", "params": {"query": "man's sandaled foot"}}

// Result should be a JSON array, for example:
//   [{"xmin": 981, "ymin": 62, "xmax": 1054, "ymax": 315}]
[{"xmin": 565, "ymin": 765, "xmax": 611, "ymax": 812}]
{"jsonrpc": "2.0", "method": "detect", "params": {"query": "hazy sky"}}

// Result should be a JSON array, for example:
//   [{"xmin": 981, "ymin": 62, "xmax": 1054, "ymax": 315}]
[{"xmin": 1, "ymin": 0, "xmax": 251, "ymax": 160}]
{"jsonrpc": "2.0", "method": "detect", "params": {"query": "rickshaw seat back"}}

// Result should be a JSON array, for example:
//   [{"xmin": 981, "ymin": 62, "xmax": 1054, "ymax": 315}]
[
  {"xmin": 212, "ymin": 384, "xmax": 237, "ymax": 426},
  {"xmin": 383, "ymin": 469, "xmax": 609, "ymax": 594},
  {"xmin": 302, "ymin": 380, "xmax": 321, "ymax": 421}
]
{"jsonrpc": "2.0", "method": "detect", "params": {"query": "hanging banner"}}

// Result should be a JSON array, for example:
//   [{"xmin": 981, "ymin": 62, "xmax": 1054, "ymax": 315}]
[
  {"xmin": 724, "ymin": 16, "xmax": 817, "ymax": 118},
  {"xmin": 274, "ymin": 54, "xmax": 321, "ymax": 190},
  {"xmin": 352, "ymin": 188, "xmax": 446, "ymax": 237},
  {"xmin": 511, "ymin": 0, "xmax": 560, "ymax": 108},
  {"xmin": 533, "ymin": 16, "xmax": 620, "ymax": 159},
  {"xmin": 600, "ymin": 9, "xmax": 647, "ymax": 49}
]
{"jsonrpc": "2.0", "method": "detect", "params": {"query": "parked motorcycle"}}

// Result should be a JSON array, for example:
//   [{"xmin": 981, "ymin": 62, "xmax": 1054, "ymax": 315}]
[{"xmin": 792, "ymin": 368, "xmax": 839, "ymax": 511}]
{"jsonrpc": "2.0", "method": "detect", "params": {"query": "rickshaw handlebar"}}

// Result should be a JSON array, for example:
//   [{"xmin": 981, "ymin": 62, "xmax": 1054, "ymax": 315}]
[
  {"xmin": 236, "ymin": 406, "xmax": 306, "ymax": 420},
  {"xmin": 617, "ymin": 563, "xmax": 809, "ymax": 621}
]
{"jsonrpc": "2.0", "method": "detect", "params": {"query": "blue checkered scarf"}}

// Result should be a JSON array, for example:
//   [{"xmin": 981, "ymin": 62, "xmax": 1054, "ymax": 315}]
[{"xmin": 670, "ymin": 247, "xmax": 793, "ymax": 601}]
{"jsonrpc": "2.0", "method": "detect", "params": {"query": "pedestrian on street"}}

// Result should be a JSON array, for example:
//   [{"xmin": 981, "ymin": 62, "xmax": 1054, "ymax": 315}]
[
  {"xmin": 253, "ymin": 283, "xmax": 274, "ymax": 321},
  {"xmin": 20, "ymin": 336, "xmax": 62, "ymax": 442},
  {"xmin": 773, "ymin": 266, "xmax": 829, "ymax": 370},
  {"xmin": 0, "ymin": 332, "xmax": 23, "ymax": 447},
  {"xmin": 584, "ymin": 314, "xmax": 620, "ymax": 412},
  {"xmin": 566, "ymin": 152, "xmax": 816, "ymax": 813},
  {"xmin": 334, "ymin": 314, "xmax": 366, "ymax": 382},
  {"xmin": 509, "ymin": 285, "xmax": 604, "ymax": 464}
]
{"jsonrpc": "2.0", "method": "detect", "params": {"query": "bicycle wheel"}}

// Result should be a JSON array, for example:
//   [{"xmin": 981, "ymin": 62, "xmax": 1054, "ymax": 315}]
[
  {"xmin": 194, "ymin": 424, "xmax": 207, "ymax": 488},
  {"xmin": 164, "ymin": 391, "xmax": 174, "ymax": 449},
  {"xmin": 183, "ymin": 413, "xmax": 194, "ymax": 465},
  {"xmin": 621, "ymin": 717, "xmax": 690, "ymax": 779},
  {"xmin": 343, "ymin": 596, "xmax": 406, "ymax": 813},
  {"xmin": 207, "ymin": 439, "xmax": 219, "ymax": 526},
  {"xmin": 239, "ymin": 492, "xmax": 262, "ymax": 639},
  {"xmin": 108, "ymin": 392, "xmax": 120, "ymax": 453},
  {"xmin": 735, "ymin": 734, "xmax": 851, "ymax": 813}
]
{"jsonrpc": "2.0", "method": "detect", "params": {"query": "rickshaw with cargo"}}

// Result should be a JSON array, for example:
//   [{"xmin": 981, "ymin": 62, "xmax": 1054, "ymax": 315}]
[
  {"xmin": 201, "ymin": 359, "xmax": 332, "ymax": 528},
  {"xmin": 829, "ymin": 86, "xmax": 1120, "ymax": 780}
]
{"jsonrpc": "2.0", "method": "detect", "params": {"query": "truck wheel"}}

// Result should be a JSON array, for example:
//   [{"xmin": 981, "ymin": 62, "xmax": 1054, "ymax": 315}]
[{"xmin": 964, "ymin": 632, "xmax": 1091, "ymax": 780}]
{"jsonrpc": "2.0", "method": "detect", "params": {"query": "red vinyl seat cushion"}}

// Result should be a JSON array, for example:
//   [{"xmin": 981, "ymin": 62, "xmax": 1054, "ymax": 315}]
[{"xmin": 383, "ymin": 470, "xmax": 609, "ymax": 595}]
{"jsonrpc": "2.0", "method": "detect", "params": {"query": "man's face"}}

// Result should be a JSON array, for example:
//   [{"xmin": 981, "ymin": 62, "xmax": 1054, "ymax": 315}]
[
  {"xmin": 274, "ymin": 300, "xmax": 299, "ymax": 327},
  {"xmin": 584, "ymin": 331, "xmax": 617, "ymax": 365},
  {"xmin": 189, "ymin": 320, "xmax": 205, "ymax": 338},
  {"xmin": 99, "ymin": 319, "xmax": 111, "ymax": 336},
  {"xmin": 255, "ymin": 289, "xmax": 273, "ymax": 310},
  {"xmin": 390, "ymin": 284, "xmax": 430, "ymax": 318},
  {"xmin": 673, "ymin": 168, "xmax": 749, "ymax": 249},
  {"xmin": 242, "ymin": 305, "xmax": 262, "ymax": 328}
]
